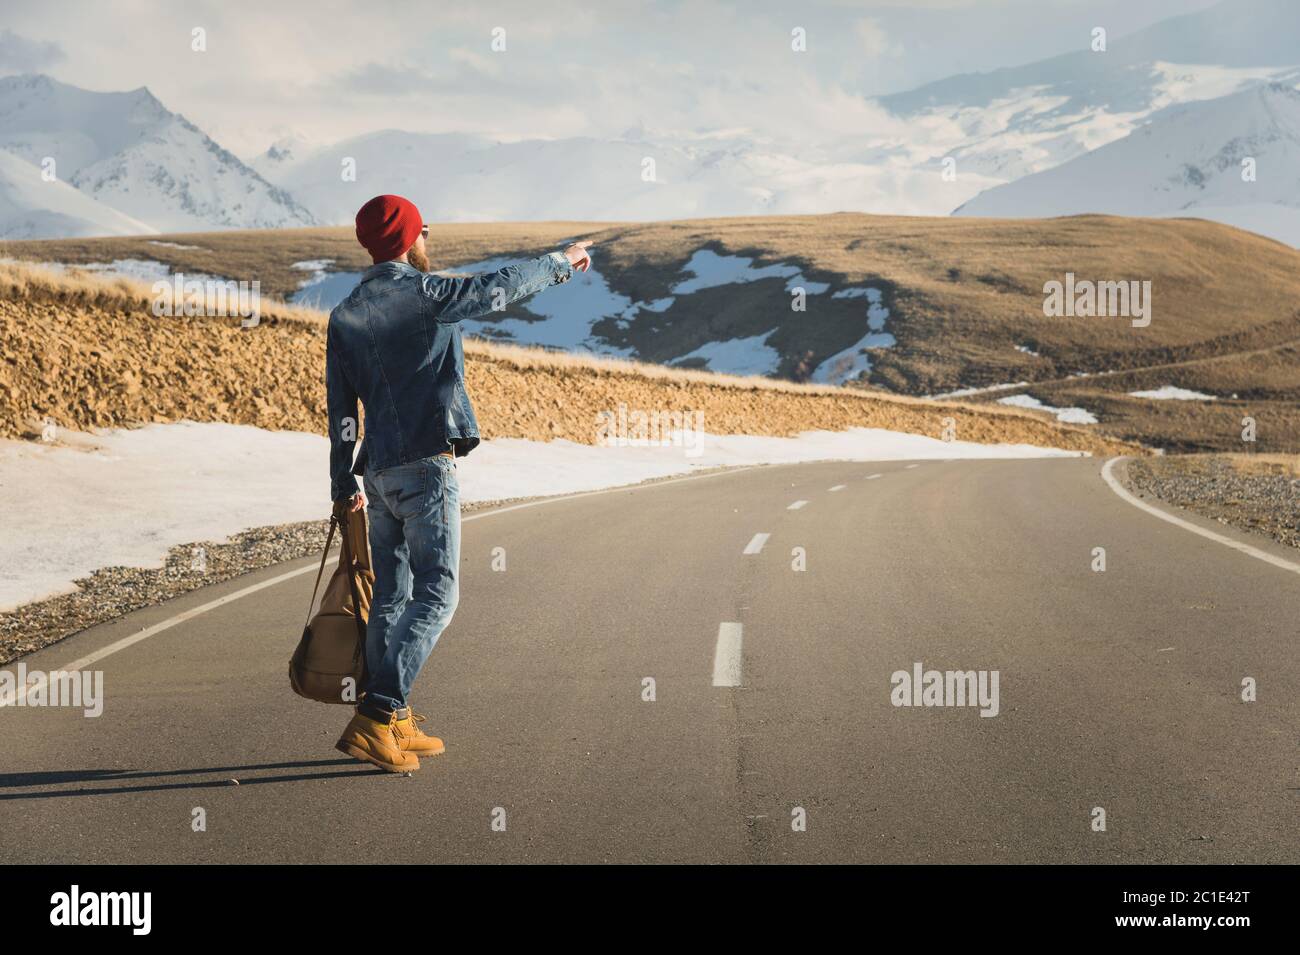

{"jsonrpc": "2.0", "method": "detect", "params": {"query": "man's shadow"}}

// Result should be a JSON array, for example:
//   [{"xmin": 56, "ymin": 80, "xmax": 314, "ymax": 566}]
[{"xmin": 0, "ymin": 759, "xmax": 390, "ymax": 799}]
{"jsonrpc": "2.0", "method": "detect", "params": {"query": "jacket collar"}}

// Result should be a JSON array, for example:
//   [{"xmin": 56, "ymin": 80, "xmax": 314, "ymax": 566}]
[{"xmin": 361, "ymin": 260, "xmax": 420, "ymax": 283}]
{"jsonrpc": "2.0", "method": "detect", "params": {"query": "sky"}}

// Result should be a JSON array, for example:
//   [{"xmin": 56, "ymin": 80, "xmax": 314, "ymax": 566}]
[{"xmin": 0, "ymin": 0, "xmax": 1221, "ymax": 158}]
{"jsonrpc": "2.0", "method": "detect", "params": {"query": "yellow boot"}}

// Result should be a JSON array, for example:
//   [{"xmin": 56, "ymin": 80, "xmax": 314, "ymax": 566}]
[
  {"xmin": 392, "ymin": 707, "xmax": 445, "ymax": 758},
  {"xmin": 336, "ymin": 710, "xmax": 420, "ymax": 773}
]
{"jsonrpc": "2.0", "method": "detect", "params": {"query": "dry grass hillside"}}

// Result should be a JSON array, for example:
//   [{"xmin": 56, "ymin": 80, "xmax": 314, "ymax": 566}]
[
  {"xmin": 0, "ymin": 260, "xmax": 1132, "ymax": 456},
  {"xmin": 0, "ymin": 223, "xmax": 589, "ymax": 302},
  {"xmin": 993, "ymin": 342, "xmax": 1300, "ymax": 453},
  {"xmin": 5, "ymin": 212, "xmax": 1296, "ymax": 452}
]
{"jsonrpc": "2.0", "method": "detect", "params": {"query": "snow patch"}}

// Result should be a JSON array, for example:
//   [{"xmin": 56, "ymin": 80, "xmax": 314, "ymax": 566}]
[
  {"xmin": 670, "ymin": 249, "xmax": 802, "ymax": 294},
  {"xmin": 672, "ymin": 331, "xmax": 781, "ymax": 377},
  {"xmin": 282, "ymin": 250, "xmax": 870, "ymax": 371},
  {"xmin": 811, "ymin": 286, "xmax": 895, "ymax": 385},
  {"xmin": 289, "ymin": 259, "xmax": 364, "ymax": 310},
  {"xmin": 1128, "ymin": 385, "xmax": 1217, "ymax": 401},
  {"xmin": 930, "ymin": 382, "xmax": 1030, "ymax": 399},
  {"xmin": 997, "ymin": 394, "xmax": 1098, "ymax": 424},
  {"xmin": 147, "ymin": 240, "xmax": 204, "ymax": 250},
  {"xmin": 8, "ymin": 257, "xmax": 224, "ymax": 285}
]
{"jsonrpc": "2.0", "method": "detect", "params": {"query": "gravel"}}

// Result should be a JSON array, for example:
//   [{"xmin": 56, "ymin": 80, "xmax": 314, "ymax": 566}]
[
  {"xmin": 0, "ymin": 498, "xmax": 526, "ymax": 666},
  {"xmin": 1126, "ymin": 455, "xmax": 1300, "ymax": 551}
]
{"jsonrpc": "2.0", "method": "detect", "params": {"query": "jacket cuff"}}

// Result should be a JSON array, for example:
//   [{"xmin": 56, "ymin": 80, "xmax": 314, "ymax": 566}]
[
  {"xmin": 547, "ymin": 251, "xmax": 574, "ymax": 285},
  {"xmin": 332, "ymin": 473, "xmax": 360, "ymax": 502}
]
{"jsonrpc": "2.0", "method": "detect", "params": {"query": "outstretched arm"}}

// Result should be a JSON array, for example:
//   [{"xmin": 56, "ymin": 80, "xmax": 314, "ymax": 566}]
[{"xmin": 421, "ymin": 241, "xmax": 595, "ymax": 324}]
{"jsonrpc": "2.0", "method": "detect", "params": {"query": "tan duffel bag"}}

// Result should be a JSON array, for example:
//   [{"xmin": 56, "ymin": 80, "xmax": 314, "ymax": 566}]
[{"xmin": 289, "ymin": 507, "xmax": 374, "ymax": 704}]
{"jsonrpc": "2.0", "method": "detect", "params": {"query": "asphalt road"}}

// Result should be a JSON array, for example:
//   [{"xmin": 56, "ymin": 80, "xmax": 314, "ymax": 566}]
[{"xmin": 2, "ymin": 458, "xmax": 1297, "ymax": 864}]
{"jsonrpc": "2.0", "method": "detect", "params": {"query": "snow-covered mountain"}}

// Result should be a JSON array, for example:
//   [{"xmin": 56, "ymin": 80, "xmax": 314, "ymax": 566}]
[
  {"xmin": 249, "ymin": 131, "xmax": 318, "ymax": 181},
  {"xmin": 259, "ymin": 0, "xmax": 1300, "ymax": 228},
  {"xmin": 954, "ymin": 83, "xmax": 1300, "ymax": 246},
  {"xmin": 5, "ymin": 0, "xmax": 1300, "ymax": 239},
  {"xmin": 0, "ymin": 74, "xmax": 315, "ymax": 234},
  {"xmin": 252, "ymin": 128, "xmax": 998, "ymax": 225},
  {"xmin": 883, "ymin": 0, "xmax": 1300, "ymax": 186},
  {"xmin": 0, "ymin": 148, "xmax": 156, "ymax": 239}
]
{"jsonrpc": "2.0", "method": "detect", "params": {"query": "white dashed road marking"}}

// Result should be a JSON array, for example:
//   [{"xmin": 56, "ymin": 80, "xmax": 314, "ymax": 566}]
[
  {"xmin": 787, "ymin": 500, "xmax": 809, "ymax": 510},
  {"xmin": 712, "ymin": 622, "xmax": 744, "ymax": 687},
  {"xmin": 742, "ymin": 533, "xmax": 771, "ymax": 555},
  {"xmin": 866, "ymin": 473, "xmax": 882, "ymax": 480},
  {"xmin": 829, "ymin": 485, "xmax": 846, "ymax": 492}
]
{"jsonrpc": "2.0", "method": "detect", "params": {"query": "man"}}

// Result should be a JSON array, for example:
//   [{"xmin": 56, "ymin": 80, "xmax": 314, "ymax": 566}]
[{"xmin": 327, "ymin": 194, "xmax": 592, "ymax": 773}]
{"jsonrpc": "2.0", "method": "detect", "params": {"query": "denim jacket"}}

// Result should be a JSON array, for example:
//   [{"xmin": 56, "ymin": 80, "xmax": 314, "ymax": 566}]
[{"xmin": 326, "ymin": 253, "xmax": 573, "ymax": 501}]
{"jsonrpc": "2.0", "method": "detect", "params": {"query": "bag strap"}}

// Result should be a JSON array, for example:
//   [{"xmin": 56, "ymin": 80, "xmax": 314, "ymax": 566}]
[
  {"xmin": 303, "ymin": 515, "xmax": 339, "ymax": 629},
  {"xmin": 340, "ymin": 512, "xmax": 370, "ymax": 661}
]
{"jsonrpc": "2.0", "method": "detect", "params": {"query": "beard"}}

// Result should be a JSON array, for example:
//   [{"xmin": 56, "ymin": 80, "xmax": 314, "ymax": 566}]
[{"xmin": 406, "ymin": 245, "xmax": 431, "ymax": 273}]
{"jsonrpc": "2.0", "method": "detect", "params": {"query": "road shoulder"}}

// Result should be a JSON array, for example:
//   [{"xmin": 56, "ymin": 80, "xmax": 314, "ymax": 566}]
[{"xmin": 1103, "ymin": 456, "xmax": 1300, "ymax": 575}]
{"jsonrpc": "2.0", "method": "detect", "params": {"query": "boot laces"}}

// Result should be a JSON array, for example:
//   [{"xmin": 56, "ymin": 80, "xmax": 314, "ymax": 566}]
[{"xmin": 393, "ymin": 711, "xmax": 424, "ymax": 738}]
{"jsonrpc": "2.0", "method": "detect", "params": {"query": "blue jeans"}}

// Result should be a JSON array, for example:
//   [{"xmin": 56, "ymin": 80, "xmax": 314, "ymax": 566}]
[{"xmin": 361, "ymin": 454, "xmax": 461, "ymax": 712}]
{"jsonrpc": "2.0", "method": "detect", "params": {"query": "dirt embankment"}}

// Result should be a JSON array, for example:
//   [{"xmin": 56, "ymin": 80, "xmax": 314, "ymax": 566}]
[{"xmin": 0, "ymin": 261, "xmax": 1137, "ymax": 456}]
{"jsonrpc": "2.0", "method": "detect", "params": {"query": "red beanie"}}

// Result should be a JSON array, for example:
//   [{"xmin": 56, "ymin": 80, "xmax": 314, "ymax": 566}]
[{"xmin": 355, "ymin": 195, "xmax": 423, "ymax": 263}]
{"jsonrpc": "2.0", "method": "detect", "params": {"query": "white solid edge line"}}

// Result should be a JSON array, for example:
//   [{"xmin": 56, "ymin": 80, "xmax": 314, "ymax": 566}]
[
  {"xmin": 742, "ymin": 532, "xmax": 771, "ymax": 555},
  {"xmin": 1, "ymin": 464, "xmax": 759, "ymax": 706},
  {"xmin": 788, "ymin": 500, "xmax": 809, "ymax": 510},
  {"xmin": 712, "ymin": 622, "xmax": 743, "ymax": 687},
  {"xmin": 0, "ymin": 563, "xmax": 316, "ymax": 706},
  {"xmin": 1100, "ymin": 457, "xmax": 1300, "ymax": 576}
]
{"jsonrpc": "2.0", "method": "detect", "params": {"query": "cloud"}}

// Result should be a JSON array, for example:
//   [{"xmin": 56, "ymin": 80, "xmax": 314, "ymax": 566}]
[
  {"xmin": 448, "ymin": 47, "xmax": 505, "ymax": 78},
  {"xmin": 0, "ymin": 0, "xmax": 1219, "ymax": 159},
  {"xmin": 330, "ymin": 62, "xmax": 436, "ymax": 97},
  {"xmin": 854, "ymin": 18, "xmax": 903, "ymax": 58},
  {"xmin": 0, "ymin": 29, "xmax": 64, "ymax": 73}
]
